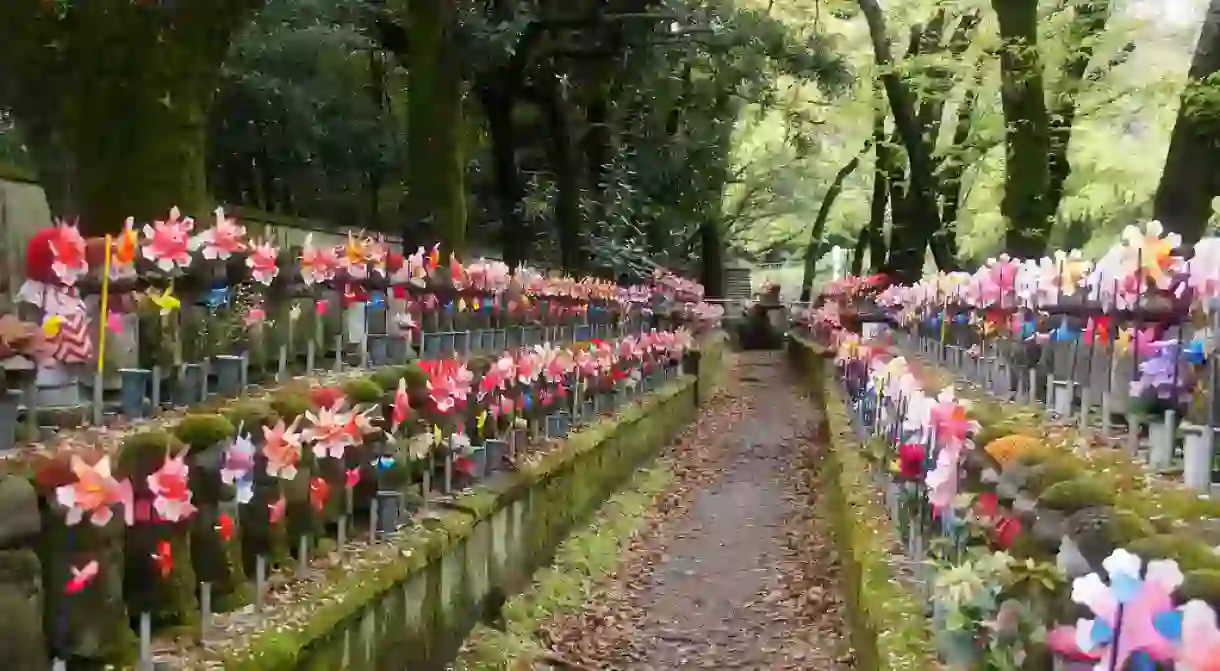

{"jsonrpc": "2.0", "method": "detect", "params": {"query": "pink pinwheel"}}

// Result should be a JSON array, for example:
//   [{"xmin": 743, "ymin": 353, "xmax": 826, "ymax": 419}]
[
  {"xmin": 1051, "ymin": 549, "xmax": 1180, "ymax": 669},
  {"xmin": 142, "ymin": 206, "xmax": 195, "ymax": 272},
  {"xmin": 392, "ymin": 379, "xmax": 412, "ymax": 432},
  {"xmin": 191, "ymin": 208, "xmax": 247, "ymax": 260},
  {"xmin": 148, "ymin": 449, "xmax": 196, "ymax": 522},
  {"xmin": 346, "ymin": 404, "xmax": 380, "ymax": 439},
  {"xmin": 55, "ymin": 455, "xmax": 133, "ymax": 526},
  {"xmin": 1121, "ymin": 220, "xmax": 1182, "ymax": 291},
  {"xmin": 925, "ymin": 451, "xmax": 958, "ymax": 511},
  {"xmin": 299, "ymin": 234, "xmax": 340, "ymax": 285},
  {"xmin": 304, "ymin": 405, "xmax": 356, "ymax": 459},
  {"xmin": 340, "ymin": 232, "xmax": 372, "ymax": 280},
  {"xmin": 368, "ymin": 236, "xmax": 389, "ymax": 276},
  {"xmin": 221, "ymin": 434, "xmax": 256, "ymax": 504},
  {"xmin": 268, "ymin": 496, "xmax": 287, "ymax": 524},
  {"xmin": 515, "ymin": 352, "xmax": 539, "ymax": 385},
  {"xmin": 1165, "ymin": 600, "xmax": 1220, "ymax": 670},
  {"xmin": 263, "ymin": 418, "xmax": 303, "ymax": 480},
  {"xmin": 49, "ymin": 219, "xmax": 88, "ymax": 286},
  {"xmin": 247, "ymin": 239, "xmax": 280, "ymax": 285},
  {"xmin": 428, "ymin": 371, "xmax": 458, "ymax": 414}
]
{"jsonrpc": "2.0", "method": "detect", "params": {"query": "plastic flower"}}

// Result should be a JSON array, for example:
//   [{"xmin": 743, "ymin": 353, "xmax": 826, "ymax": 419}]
[
  {"xmin": 142, "ymin": 206, "xmax": 195, "ymax": 272},
  {"xmin": 340, "ymin": 232, "xmax": 371, "ymax": 280},
  {"xmin": 299, "ymin": 234, "xmax": 339, "ymax": 285},
  {"xmin": 49, "ymin": 219, "xmax": 88, "ymax": 286},
  {"xmin": 148, "ymin": 449, "xmax": 196, "ymax": 523},
  {"xmin": 263, "ymin": 418, "xmax": 303, "ymax": 480},
  {"xmin": 392, "ymin": 378, "xmax": 412, "ymax": 432},
  {"xmin": 190, "ymin": 207, "xmax": 247, "ymax": 260},
  {"xmin": 897, "ymin": 443, "xmax": 926, "ymax": 479},
  {"xmin": 247, "ymin": 239, "xmax": 280, "ymax": 285},
  {"xmin": 926, "ymin": 451, "xmax": 958, "ymax": 511},
  {"xmin": 55, "ymin": 455, "xmax": 133, "ymax": 527},
  {"xmin": 304, "ymin": 405, "xmax": 356, "ymax": 459}
]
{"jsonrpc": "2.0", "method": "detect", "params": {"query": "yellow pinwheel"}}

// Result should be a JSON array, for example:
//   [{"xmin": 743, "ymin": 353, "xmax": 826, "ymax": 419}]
[
  {"xmin": 42, "ymin": 315, "xmax": 63, "ymax": 338},
  {"xmin": 150, "ymin": 284, "xmax": 181, "ymax": 316}
]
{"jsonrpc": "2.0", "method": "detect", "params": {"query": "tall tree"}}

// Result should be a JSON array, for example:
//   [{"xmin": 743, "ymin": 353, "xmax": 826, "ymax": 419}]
[
  {"xmin": 799, "ymin": 144, "xmax": 866, "ymax": 301},
  {"xmin": 0, "ymin": 0, "xmax": 266, "ymax": 235},
  {"xmin": 1154, "ymin": 0, "xmax": 1220, "ymax": 244},
  {"xmin": 401, "ymin": 0, "xmax": 468, "ymax": 257}
]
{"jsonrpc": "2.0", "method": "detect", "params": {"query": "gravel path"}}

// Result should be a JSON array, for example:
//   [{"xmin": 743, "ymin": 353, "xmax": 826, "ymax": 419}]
[{"xmin": 541, "ymin": 352, "xmax": 853, "ymax": 670}]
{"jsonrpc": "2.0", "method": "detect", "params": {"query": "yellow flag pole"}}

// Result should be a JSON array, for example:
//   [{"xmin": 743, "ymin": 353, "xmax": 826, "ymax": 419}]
[{"xmin": 92, "ymin": 235, "xmax": 113, "ymax": 425}]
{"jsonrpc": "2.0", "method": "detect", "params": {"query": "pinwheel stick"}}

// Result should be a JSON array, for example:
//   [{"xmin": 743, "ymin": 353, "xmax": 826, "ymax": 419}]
[{"xmin": 93, "ymin": 235, "xmax": 113, "ymax": 425}]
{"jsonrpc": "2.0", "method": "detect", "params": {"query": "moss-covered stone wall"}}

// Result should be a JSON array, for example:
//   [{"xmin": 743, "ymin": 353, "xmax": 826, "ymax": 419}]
[
  {"xmin": 787, "ymin": 336, "xmax": 937, "ymax": 671},
  {"xmin": 219, "ymin": 347, "xmax": 730, "ymax": 670}
]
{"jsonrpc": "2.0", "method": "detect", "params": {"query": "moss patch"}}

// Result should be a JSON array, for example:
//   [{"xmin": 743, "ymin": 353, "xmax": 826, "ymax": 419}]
[
  {"xmin": 789, "ymin": 337, "xmax": 935, "ymax": 670},
  {"xmin": 210, "ymin": 372, "xmax": 711, "ymax": 671},
  {"xmin": 454, "ymin": 465, "xmax": 674, "ymax": 670}
]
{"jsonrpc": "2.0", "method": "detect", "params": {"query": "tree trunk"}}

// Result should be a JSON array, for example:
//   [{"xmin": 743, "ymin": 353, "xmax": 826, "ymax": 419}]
[
  {"xmin": 0, "ymin": 0, "xmax": 263, "ymax": 236},
  {"xmin": 849, "ymin": 234, "xmax": 866, "ymax": 277},
  {"xmin": 867, "ymin": 100, "xmax": 889, "ymax": 272},
  {"xmin": 991, "ymin": 0, "xmax": 1053, "ymax": 258},
  {"xmin": 699, "ymin": 217, "xmax": 726, "ymax": 299},
  {"xmin": 480, "ymin": 79, "xmax": 529, "ymax": 268},
  {"xmin": 539, "ymin": 72, "xmax": 585, "ymax": 273},
  {"xmin": 1153, "ymin": 0, "xmax": 1220, "ymax": 244},
  {"xmin": 856, "ymin": 0, "xmax": 943, "ymax": 253},
  {"xmin": 406, "ymin": 0, "xmax": 467, "ymax": 258},
  {"xmin": 799, "ymin": 150, "xmax": 864, "ymax": 302}
]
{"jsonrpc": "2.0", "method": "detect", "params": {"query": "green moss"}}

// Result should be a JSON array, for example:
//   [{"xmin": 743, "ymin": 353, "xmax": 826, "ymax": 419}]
[
  {"xmin": 1127, "ymin": 534, "xmax": 1220, "ymax": 573},
  {"xmin": 215, "ymin": 374, "xmax": 708, "ymax": 670},
  {"xmin": 370, "ymin": 365, "xmax": 413, "ymax": 392},
  {"xmin": 802, "ymin": 362, "xmax": 933, "ymax": 671},
  {"xmin": 343, "ymin": 377, "xmax": 386, "ymax": 405},
  {"xmin": 456, "ymin": 466, "xmax": 673, "ymax": 670},
  {"xmin": 174, "ymin": 413, "xmax": 237, "ymax": 450},
  {"xmin": 270, "ymin": 390, "xmax": 314, "ymax": 423},
  {"xmin": 224, "ymin": 400, "xmax": 279, "ymax": 433},
  {"xmin": 1038, "ymin": 477, "xmax": 1115, "ymax": 512},
  {"xmin": 116, "ymin": 429, "xmax": 186, "ymax": 475},
  {"xmin": 1180, "ymin": 569, "xmax": 1220, "ymax": 607}
]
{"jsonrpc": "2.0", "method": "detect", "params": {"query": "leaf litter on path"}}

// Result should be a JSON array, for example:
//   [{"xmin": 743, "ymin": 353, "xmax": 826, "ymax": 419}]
[{"xmin": 539, "ymin": 352, "xmax": 854, "ymax": 670}]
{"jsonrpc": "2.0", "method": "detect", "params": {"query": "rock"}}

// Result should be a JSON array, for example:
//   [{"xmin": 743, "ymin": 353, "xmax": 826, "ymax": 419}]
[
  {"xmin": 0, "ymin": 548, "xmax": 48, "ymax": 670},
  {"xmin": 0, "ymin": 476, "xmax": 41, "ymax": 548}
]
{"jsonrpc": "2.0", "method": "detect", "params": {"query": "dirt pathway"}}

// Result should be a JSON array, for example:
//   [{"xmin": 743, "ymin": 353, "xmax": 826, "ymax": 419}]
[{"xmin": 541, "ymin": 352, "xmax": 852, "ymax": 670}]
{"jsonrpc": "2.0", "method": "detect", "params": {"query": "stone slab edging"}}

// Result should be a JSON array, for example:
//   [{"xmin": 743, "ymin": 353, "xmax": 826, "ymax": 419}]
[
  {"xmin": 207, "ymin": 339, "xmax": 730, "ymax": 670},
  {"xmin": 787, "ymin": 337, "xmax": 935, "ymax": 671}
]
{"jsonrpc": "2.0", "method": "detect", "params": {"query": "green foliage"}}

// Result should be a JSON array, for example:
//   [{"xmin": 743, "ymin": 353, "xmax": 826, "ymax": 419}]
[{"xmin": 208, "ymin": 0, "xmax": 403, "ymax": 227}]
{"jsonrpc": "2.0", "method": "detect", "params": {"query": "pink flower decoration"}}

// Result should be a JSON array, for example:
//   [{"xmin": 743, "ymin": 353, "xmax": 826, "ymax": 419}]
[
  {"xmin": 392, "ymin": 378, "xmax": 411, "ymax": 432},
  {"xmin": 190, "ymin": 208, "xmax": 247, "ymax": 260},
  {"xmin": 304, "ymin": 405, "xmax": 356, "ymax": 460},
  {"xmin": 300, "ymin": 234, "xmax": 339, "ymax": 285},
  {"xmin": 148, "ymin": 449, "xmax": 196, "ymax": 522},
  {"xmin": 247, "ymin": 239, "xmax": 280, "ymax": 285},
  {"xmin": 49, "ymin": 219, "xmax": 88, "ymax": 286},
  {"xmin": 263, "ymin": 418, "xmax": 303, "ymax": 480},
  {"xmin": 55, "ymin": 455, "xmax": 133, "ymax": 527},
  {"xmin": 142, "ymin": 207, "xmax": 195, "ymax": 272}
]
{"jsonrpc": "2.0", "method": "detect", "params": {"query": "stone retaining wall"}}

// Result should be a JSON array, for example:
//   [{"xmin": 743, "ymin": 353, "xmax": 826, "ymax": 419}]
[{"xmin": 219, "ymin": 337, "xmax": 730, "ymax": 670}]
